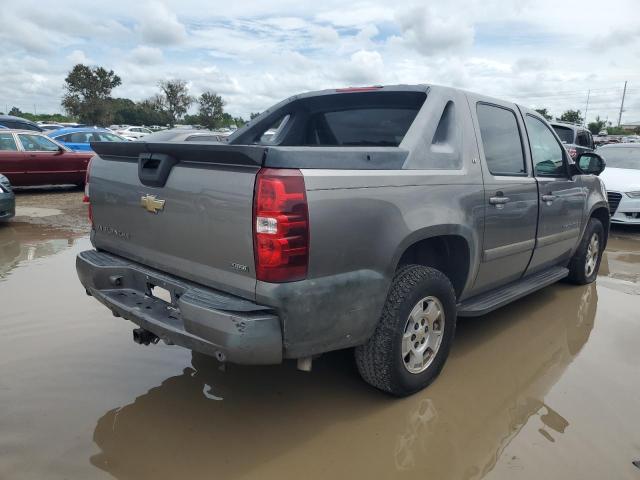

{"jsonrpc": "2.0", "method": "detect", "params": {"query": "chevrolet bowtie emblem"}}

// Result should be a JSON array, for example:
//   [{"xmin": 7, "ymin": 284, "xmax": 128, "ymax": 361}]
[{"xmin": 140, "ymin": 194, "xmax": 165, "ymax": 214}]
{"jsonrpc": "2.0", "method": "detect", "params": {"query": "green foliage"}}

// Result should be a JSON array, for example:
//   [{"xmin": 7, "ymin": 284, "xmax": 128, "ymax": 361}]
[
  {"xmin": 53, "ymin": 65, "xmax": 248, "ymax": 129},
  {"xmin": 109, "ymin": 96, "xmax": 170, "ymax": 126},
  {"xmin": 534, "ymin": 108, "xmax": 553, "ymax": 121},
  {"xmin": 197, "ymin": 91, "xmax": 225, "ymax": 129},
  {"xmin": 8, "ymin": 106, "xmax": 23, "ymax": 117},
  {"xmin": 158, "ymin": 79, "xmax": 194, "ymax": 127},
  {"xmin": 557, "ymin": 109, "xmax": 583, "ymax": 124},
  {"xmin": 605, "ymin": 126, "xmax": 628, "ymax": 135},
  {"xmin": 61, "ymin": 64, "xmax": 122, "ymax": 125},
  {"xmin": 249, "ymin": 112, "xmax": 261, "ymax": 120},
  {"xmin": 587, "ymin": 116, "xmax": 607, "ymax": 135}
]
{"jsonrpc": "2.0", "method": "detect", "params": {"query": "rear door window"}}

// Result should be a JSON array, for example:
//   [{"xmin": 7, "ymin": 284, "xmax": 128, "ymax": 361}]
[
  {"xmin": 576, "ymin": 131, "xmax": 590, "ymax": 147},
  {"xmin": 476, "ymin": 103, "xmax": 526, "ymax": 176},
  {"xmin": 552, "ymin": 126, "xmax": 574, "ymax": 144},
  {"xmin": 0, "ymin": 133, "xmax": 18, "ymax": 151}
]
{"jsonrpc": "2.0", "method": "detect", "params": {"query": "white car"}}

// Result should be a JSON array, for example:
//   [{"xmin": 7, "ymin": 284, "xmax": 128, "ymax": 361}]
[
  {"xmin": 116, "ymin": 126, "xmax": 153, "ymax": 139},
  {"xmin": 597, "ymin": 144, "xmax": 640, "ymax": 224}
]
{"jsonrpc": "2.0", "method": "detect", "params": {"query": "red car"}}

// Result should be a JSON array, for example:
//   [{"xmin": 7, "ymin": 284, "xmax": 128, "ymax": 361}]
[{"xmin": 0, "ymin": 129, "xmax": 92, "ymax": 186}]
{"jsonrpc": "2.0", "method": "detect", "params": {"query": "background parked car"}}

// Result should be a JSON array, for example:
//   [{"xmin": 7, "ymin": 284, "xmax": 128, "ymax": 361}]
[
  {"xmin": 116, "ymin": 126, "xmax": 153, "ymax": 139},
  {"xmin": 597, "ymin": 143, "xmax": 640, "ymax": 224},
  {"xmin": 0, "ymin": 129, "xmax": 92, "ymax": 187},
  {"xmin": 0, "ymin": 115, "xmax": 44, "ymax": 132},
  {"xmin": 48, "ymin": 127, "xmax": 129, "ymax": 152},
  {"xmin": 139, "ymin": 128, "xmax": 227, "ymax": 142},
  {"xmin": 550, "ymin": 121, "xmax": 594, "ymax": 159},
  {"xmin": 37, "ymin": 123, "xmax": 65, "ymax": 131},
  {"xmin": 0, "ymin": 173, "xmax": 15, "ymax": 221}
]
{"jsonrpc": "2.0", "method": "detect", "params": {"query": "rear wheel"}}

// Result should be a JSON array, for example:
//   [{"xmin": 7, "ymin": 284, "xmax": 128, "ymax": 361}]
[
  {"xmin": 567, "ymin": 218, "xmax": 604, "ymax": 285},
  {"xmin": 355, "ymin": 265, "xmax": 456, "ymax": 397}
]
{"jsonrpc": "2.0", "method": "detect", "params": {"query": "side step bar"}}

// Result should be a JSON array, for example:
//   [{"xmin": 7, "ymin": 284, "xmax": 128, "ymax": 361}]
[{"xmin": 457, "ymin": 267, "xmax": 569, "ymax": 317}]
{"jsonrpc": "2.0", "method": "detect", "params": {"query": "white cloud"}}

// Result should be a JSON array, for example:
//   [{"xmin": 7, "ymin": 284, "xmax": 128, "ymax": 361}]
[
  {"xmin": 136, "ymin": 2, "xmax": 187, "ymax": 45},
  {"xmin": 338, "ymin": 50, "xmax": 385, "ymax": 85},
  {"xmin": 128, "ymin": 46, "xmax": 165, "ymax": 65},
  {"xmin": 392, "ymin": 6, "xmax": 474, "ymax": 56},
  {"xmin": 0, "ymin": 0, "xmax": 638, "ymax": 124},
  {"xmin": 67, "ymin": 50, "xmax": 91, "ymax": 65}
]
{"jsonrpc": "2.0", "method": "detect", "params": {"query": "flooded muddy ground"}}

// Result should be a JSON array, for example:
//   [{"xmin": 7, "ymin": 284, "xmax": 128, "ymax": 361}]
[{"xmin": 1, "ymin": 189, "xmax": 639, "ymax": 479}]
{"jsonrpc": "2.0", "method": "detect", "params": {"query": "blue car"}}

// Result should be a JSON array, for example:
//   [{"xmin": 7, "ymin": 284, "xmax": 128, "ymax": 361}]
[{"xmin": 47, "ymin": 127, "xmax": 128, "ymax": 152}]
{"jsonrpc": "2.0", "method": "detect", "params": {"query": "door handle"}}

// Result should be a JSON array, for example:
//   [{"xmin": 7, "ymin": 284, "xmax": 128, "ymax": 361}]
[
  {"xmin": 489, "ymin": 196, "xmax": 510, "ymax": 205},
  {"xmin": 541, "ymin": 194, "xmax": 557, "ymax": 203}
]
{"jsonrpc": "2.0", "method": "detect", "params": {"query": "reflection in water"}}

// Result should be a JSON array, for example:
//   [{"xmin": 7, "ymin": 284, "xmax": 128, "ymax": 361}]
[
  {"xmin": 0, "ymin": 222, "xmax": 83, "ymax": 280},
  {"xmin": 598, "ymin": 229, "xmax": 640, "ymax": 294},
  {"xmin": 393, "ymin": 284, "xmax": 596, "ymax": 479},
  {"xmin": 91, "ymin": 283, "xmax": 597, "ymax": 480}
]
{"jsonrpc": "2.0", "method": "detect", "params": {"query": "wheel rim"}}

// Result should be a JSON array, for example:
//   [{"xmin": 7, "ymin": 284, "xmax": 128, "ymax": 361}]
[
  {"xmin": 585, "ymin": 233, "xmax": 600, "ymax": 278},
  {"xmin": 401, "ymin": 296, "xmax": 445, "ymax": 374}
]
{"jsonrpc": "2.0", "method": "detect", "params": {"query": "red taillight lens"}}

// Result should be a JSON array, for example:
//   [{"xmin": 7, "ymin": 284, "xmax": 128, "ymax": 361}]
[
  {"xmin": 253, "ymin": 168, "xmax": 309, "ymax": 282},
  {"xmin": 83, "ymin": 158, "xmax": 92, "ymax": 225}
]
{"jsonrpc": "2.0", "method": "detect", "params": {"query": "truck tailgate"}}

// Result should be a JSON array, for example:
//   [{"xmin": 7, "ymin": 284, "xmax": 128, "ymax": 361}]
[{"xmin": 88, "ymin": 142, "xmax": 265, "ymax": 300}]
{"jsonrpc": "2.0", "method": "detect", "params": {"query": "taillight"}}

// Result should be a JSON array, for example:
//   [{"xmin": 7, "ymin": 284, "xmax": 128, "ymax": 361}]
[
  {"xmin": 567, "ymin": 147, "xmax": 577, "ymax": 159},
  {"xmin": 253, "ymin": 168, "xmax": 309, "ymax": 282},
  {"xmin": 83, "ymin": 158, "xmax": 92, "ymax": 225}
]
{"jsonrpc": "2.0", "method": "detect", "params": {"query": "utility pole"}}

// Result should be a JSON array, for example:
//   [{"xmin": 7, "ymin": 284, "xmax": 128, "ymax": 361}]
[
  {"xmin": 617, "ymin": 81, "xmax": 627, "ymax": 127},
  {"xmin": 584, "ymin": 89, "xmax": 590, "ymax": 125}
]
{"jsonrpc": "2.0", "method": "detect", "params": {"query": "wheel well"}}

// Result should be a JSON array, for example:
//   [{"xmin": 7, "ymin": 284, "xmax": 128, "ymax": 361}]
[
  {"xmin": 590, "ymin": 207, "xmax": 610, "ymax": 247},
  {"xmin": 397, "ymin": 235, "xmax": 470, "ymax": 298}
]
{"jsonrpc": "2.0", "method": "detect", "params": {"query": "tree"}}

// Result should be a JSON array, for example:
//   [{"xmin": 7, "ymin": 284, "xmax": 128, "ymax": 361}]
[
  {"xmin": 61, "ymin": 64, "xmax": 121, "ymax": 125},
  {"xmin": 249, "ymin": 112, "xmax": 261, "ymax": 120},
  {"xmin": 8, "ymin": 106, "xmax": 23, "ymax": 117},
  {"xmin": 534, "ymin": 108, "xmax": 553, "ymax": 121},
  {"xmin": 557, "ymin": 109, "xmax": 583, "ymax": 124},
  {"xmin": 587, "ymin": 116, "xmax": 607, "ymax": 135},
  {"xmin": 197, "ymin": 91, "xmax": 225, "ymax": 129},
  {"xmin": 158, "ymin": 79, "xmax": 193, "ymax": 127}
]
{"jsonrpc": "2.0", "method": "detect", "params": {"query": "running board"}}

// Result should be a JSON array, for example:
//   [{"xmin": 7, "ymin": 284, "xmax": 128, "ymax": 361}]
[{"xmin": 457, "ymin": 267, "xmax": 569, "ymax": 317}]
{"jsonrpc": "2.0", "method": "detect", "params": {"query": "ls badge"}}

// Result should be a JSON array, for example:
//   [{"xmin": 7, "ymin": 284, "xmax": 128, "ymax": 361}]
[{"xmin": 140, "ymin": 194, "xmax": 165, "ymax": 214}]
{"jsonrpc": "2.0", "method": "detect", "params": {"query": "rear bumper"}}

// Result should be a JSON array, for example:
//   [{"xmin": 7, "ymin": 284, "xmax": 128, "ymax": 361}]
[
  {"xmin": 0, "ymin": 193, "xmax": 15, "ymax": 220},
  {"xmin": 76, "ymin": 250, "xmax": 283, "ymax": 364}
]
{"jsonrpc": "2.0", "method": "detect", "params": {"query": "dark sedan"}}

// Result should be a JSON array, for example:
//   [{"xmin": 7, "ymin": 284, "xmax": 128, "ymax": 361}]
[
  {"xmin": 0, "ymin": 130, "xmax": 93, "ymax": 187},
  {"xmin": 0, "ymin": 174, "xmax": 15, "ymax": 221}
]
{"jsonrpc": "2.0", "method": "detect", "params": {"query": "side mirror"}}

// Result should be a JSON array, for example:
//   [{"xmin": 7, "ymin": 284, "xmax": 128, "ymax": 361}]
[
  {"xmin": 576, "ymin": 152, "xmax": 605, "ymax": 176},
  {"xmin": 55, "ymin": 146, "xmax": 65, "ymax": 155}
]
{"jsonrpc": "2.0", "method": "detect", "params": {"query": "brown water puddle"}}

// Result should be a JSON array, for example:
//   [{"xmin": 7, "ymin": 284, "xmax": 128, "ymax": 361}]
[{"xmin": 1, "ymin": 220, "xmax": 639, "ymax": 480}]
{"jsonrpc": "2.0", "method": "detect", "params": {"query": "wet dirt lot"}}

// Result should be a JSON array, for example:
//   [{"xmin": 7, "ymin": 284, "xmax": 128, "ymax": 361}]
[{"xmin": 1, "ymin": 188, "xmax": 640, "ymax": 480}]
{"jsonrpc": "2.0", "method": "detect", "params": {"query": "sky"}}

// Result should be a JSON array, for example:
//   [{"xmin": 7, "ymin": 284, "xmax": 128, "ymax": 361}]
[{"xmin": 1, "ymin": 0, "xmax": 639, "ymax": 124}]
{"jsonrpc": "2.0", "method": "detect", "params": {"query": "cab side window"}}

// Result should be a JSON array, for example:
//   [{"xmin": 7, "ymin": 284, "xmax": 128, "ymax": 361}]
[
  {"xmin": 525, "ymin": 116, "xmax": 567, "ymax": 177},
  {"xmin": 0, "ymin": 133, "xmax": 18, "ymax": 151},
  {"xmin": 476, "ymin": 103, "xmax": 526, "ymax": 176}
]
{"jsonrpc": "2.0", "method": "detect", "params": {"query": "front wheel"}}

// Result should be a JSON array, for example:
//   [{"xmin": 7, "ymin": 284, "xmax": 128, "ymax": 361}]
[
  {"xmin": 567, "ymin": 218, "xmax": 604, "ymax": 285},
  {"xmin": 355, "ymin": 265, "xmax": 457, "ymax": 397}
]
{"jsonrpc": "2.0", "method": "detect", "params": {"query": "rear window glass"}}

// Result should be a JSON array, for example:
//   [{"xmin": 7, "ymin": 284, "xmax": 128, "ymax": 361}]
[
  {"xmin": 306, "ymin": 108, "xmax": 419, "ymax": 146},
  {"xmin": 237, "ymin": 91, "xmax": 427, "ymax": 147},
  {"xmin": 552, "ymin": 126, "xmax": 574, "ymax": 144}
]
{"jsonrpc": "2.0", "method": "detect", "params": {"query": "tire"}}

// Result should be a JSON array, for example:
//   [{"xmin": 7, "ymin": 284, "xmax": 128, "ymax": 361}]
[
  {"xmin": 355, "ymin": 265, "xmax": 457, "ymax": 397},
  {"xmin": 567, "ymin": 217, "xmax": 604, "ymax": 285}
]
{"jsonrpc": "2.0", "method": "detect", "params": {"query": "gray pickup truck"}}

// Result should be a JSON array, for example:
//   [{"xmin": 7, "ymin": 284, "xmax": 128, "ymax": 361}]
[{"xmin": 77, "ymin": 85, "xmax": 609, "ymax": 396}]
